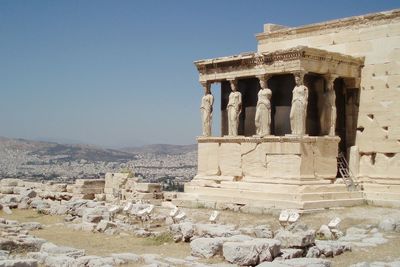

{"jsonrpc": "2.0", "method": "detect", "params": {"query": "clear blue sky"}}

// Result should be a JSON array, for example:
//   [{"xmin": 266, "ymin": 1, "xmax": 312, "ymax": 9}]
[{"xmin": 1, "ymin": 0, "xmax": 399, "ymax": 147}]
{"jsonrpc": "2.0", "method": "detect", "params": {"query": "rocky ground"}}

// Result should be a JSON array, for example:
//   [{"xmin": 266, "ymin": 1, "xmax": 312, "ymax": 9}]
[{"xmin": 0, "ymin": 181, "xmax": 400, "ymax": 267}]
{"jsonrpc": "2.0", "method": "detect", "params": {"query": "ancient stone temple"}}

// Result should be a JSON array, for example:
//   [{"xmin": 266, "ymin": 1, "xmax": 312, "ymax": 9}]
[{"xmin": 176, "ymin": 9, "xmax": 400, "ymax": 211}]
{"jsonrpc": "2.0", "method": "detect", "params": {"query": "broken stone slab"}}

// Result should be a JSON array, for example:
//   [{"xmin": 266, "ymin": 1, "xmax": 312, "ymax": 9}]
[
  {"xmin": 110, "ymin": 253, "xmax": 143, "ymax": 265},
  {"xmin": 254, "ymin": 225, "xmax": 274, "ymax": 239},
  {"xmin": 223, "ymin": 238, "xmax": 281, "ymax": 265},
  {"xmin": 20, "ymin": 190, "xmax": 37, "ymax": 199},
  {"xmin": 180, "ymin": 222, "xmax": 195, "ymax": 242},
  {"xmin": 315, "ymin": 240, "xmax": 351, "ymax": 257},
  {"xmin": 278, "ymin": 248, "xmax": 304, "ymax": 260},
  {"xmin": 190, "ymin": 237, "xmax": 224, "ymax": 258},
  {"xmin": 256, "ymin": 258, "xmax": 331, "ymax": 267},
  {"xmin": 174, "ymin": 211, "xmax": 186, "ymax": 222},
  {"xmin": 317, "ymin": 225, "xmax": 333, "ymax": 240},
  {"xmin": 0, "ymin": 259, "xmax": 38, "ymax": 267},
  {"xmin": 306, "ymin": 246, "xmax": 321, "ymax": 258},
  {"xmin": 195, "ymin": 224, "xmax": 240, "ymax": 238},
  {"xmin": 169, "ymin": 207, "xmax": 179, "ymax": 217},
  {"xmin": 20, "ymin": 222, "xmax": 42, "ymax": 231},
  {"xmin": 2, "ymin": 207, "xmax": 12, "ymax": 215},
  {"xmin": 0, "ymin": 179, "xmax": 20, "ymax": 187},
  {"xmin": 135, "ymin": 183, "xmax": 161, "ymax": 193},
  {"xmin": 43, "ymin": 255, "xmax": 76, "ymax": 267},
  {"xmin": 209, "ymin": 211, "xmax": 219, "ymax": 223},
  {"xmin": 82, "ymin": 206, "xmax": 109, "ymax": 223},
  {"xmin": 40, "ymin": 242, "xmax": 85, "ymax": 258},
  {"xmin": 328, "ymin": 217, "xmax": 341, "ymax": 229},
  {"xmin": 378, "ymin": 218, "xmax": 400, "ymax": 232},
  {"xmin": 96, "ymin": 220, "xmax": 117, "ymax": 233},
  {"xmin": 274, "ymin": 229, "xmax": 315, "ymax": 248}
]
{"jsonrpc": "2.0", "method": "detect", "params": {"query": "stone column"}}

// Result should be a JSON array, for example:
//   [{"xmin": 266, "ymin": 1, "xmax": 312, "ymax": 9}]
[
  {"xmin": 226, "ymin": 79, "xmax": 242, "ymax": 136},
  {"xmin": 200, "ymin": 81, "xmax": 214, "ymax": 137},
  {"xmin": 255, "ymin": 74, "xmax": 272, "ymax": 136},
  {"xmin": 322, "ymin": 74, "xmax": 337, "ymax": 136},
  {"xmin": 290, "ymin": 72, "xmax": 308, "ymax": 136}
]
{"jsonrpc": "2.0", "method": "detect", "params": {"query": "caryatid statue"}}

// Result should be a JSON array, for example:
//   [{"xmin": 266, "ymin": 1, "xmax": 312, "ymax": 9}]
[
  {"xmin": 320, "ymin": 75, "xmax": 337, "ymax": 136},
  {"xmin": 290, "ymin": 73, "xmax": 308, "ymax": 135},
  {"xmin": 227, "ymin": 79, "xmax": 242, "ymax": 136},
  {"xmin": 200, "ymin": 82, "xmax": 214, "ymax": 136},
  {"xmin": 255, "ymin": 75, "xmax": 272, "ymax": 136}
]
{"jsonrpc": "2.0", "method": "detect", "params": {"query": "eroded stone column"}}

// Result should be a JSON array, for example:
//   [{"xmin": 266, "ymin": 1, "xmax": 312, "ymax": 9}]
[
  {"xmin": 227, "ymin": 79, "xmax": 242, "ymax": 136},
  {"xmin": 200, "ymin": 81, "xmax": 214, "ymax": 137},
  {"xmin": 321, "ymin": 74, "xmax": 337, "ymax": 136},
  {"xmin": 290, "ymin": 72, "xmax": 308, "ymax": 136},
  {"xmin": 255, "ymin": 75, "xmax": 272, "ymax": 137}
]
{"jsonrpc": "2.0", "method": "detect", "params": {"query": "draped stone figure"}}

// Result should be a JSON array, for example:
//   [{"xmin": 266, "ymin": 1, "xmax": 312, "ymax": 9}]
[
  {"xmin": 200, "ymin": 83, "xmax": 214, "ymax": 136},
  {"xmin": 227, "ymin": 80, "xmax": 242, "ymax": 136},
  {"xmin": 255, "ymin": 78, "xmax": 272, "ymax": 136},
  {"xmin": 327, "ymin": 87, "xmax": 336, "ymax": 136},
  {"xmin": 320, "ymin": 77, "xmax": 337, "ymax": 136},
  {"xmin": 290, "ymin": 75, "xmax": 308, "ymax": 135}
]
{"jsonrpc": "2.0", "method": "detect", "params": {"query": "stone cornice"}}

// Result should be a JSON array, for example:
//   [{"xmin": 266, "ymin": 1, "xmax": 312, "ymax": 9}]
[
  {"xmin": 194, "ymin": 46, "xmax": 364, "ymax": 82},
  {"xmin": 197, "ymin": 135, "xmax": 340, "ymax": 143},
  {"xmin": 256, "ymin": 9, "xmax": 400, "ymax": 41}
]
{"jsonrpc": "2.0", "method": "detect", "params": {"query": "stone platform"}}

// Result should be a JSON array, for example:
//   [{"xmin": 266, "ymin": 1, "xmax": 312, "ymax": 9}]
[{"xmin": 175, "ymin": 136, "xmax": 364, "ymax": 211}]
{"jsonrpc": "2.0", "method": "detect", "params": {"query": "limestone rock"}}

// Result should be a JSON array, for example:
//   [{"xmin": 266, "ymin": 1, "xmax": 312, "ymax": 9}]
[
  {"xmin": 40, "ymin": 242, "xmax": 85, "ymax": 258},
  {"xmin": 306, "ymin": 246, "xmax": 321, "ymax": 258},
  {"xmin": 317, "ymin": 225, "xmax": 333, "ymax": 240},
  {"xmin": 223, "ymin": 239, "xmax": 281, "ymax": 265},
  {"xmin": 257, "ymin": 258, "xmax": 331, "ymax": 267},
  {"xmin": 0, "ymin": 259, "xmax": 38, "ymax": 267},
  {"xmin": 190, "ymin": 237, "xmax": 223, "ymax": 258},
  {"xmin": 274, "ymin": 229, "xmax": 315, "ymax": 248},
  {"xmin": 315, "ymin": 240, "xmax": 351, "ymax": 257},
  {"xmin": 110, "ymin": 253, "xmax": 142, "ymax": 265},
  {"xmin": 279, "ymin": 248, "xmax": 304, "ymax": 260},
  {"xmin": 96, "ymin": 220, "xmax": 116, "ymax": 233},
  {"xmin": 195, "ymin": 223, "xmax": 240, "ymax": 238},
  {"xmin": 378, "ymin": 218, "xmax": 400, "ymax": 232},
  {"xmin": 43, "ymin": 255, "xmax": 76, "ymax": 267},
  {"xmin": 179, "ymin": 222, "xmax": 195, "ymax": 242}
]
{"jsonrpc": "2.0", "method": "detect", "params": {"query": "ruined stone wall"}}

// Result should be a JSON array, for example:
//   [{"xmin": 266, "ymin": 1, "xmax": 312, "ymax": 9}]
[{"xmin": 257, "ymin": 11, "xmax": 400, "ymax": 197}]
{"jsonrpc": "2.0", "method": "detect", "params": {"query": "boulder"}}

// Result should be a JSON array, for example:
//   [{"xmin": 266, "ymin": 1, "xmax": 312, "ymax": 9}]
[
  {"xmin": 110, "ymin": 253, "xmax": 142, "ymax": 264},
  {"xmin": 274, "ymin": 229, "xmax": 315, "ymax": 248},
  {"xmin": 279, "ymin": 248, "xmax": 304, "ymax": 260},
  {"xmin": 20, "ymin": 222, "xmax": 42, "ymax": 231},
  {"xmin": 190, "ymin": 237, "xmax": 224, "ymax": 258},
  {"xmin": 257, "ymin": 258, "xmax": 331, "ymax": 267},
  {"xmin": 317, "ymin": 225, "xmax": 333, "ymax": 240},
  {"xmin": 0, "ymin": 179, "xmax": 20, "ymax": 187},
  {"xmin": 0, "ymin": 187, "xmax": 15, "ymax": 195},
  {"xmin": 20, "ymin": 190, "xmax": 37, "ymax": 199},
  {"xmin": 223, "ymin": 239, "xmax": 281, "ymax": 265},
  {"xmin": 195, "ymin": 224, "xmax": 240, "ymax": 237},
  {"xmin": 306, "ymin": 246, "xmax": 321, "ymax": 258},
  {"xmin": 0, "ymin": 259, "xmax": 38, "ymax": 267},
  {"xmin": 378, "ymin": 218, "xmax": 399, "ymax": 232},
  {"xmin": 43, "ymin": 255, "xmax": 76, "ymax": 267},
  {"xmin": 179, "ymin": 222, "xmax": 195, "ymax": 242},
  {"xmin": 315, "ymin": 240, "xmax": 351, "ymax": 257},
  {"xmin": 40, "ymin": 242, "xmax": 85, "ymax": 258},
  {"xmin": 254, "ymin": 225, "xmax": 273, "ymax": 238},
  {"xmin": 96, "ymin": 220, "xmax": 116, "ymax": 233},
  {"xmin": 82, "ymin": 207, "xmax": 109, "ymax": 223}
]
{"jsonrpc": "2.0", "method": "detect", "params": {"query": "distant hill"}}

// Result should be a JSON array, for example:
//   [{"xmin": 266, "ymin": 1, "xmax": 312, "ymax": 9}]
[
  {"xmin": 0, "ymin": 137, "xmax": 135, "ymax": 162},
  {"xmin": 122, "ymin": 144, "xmax": 197, "ymax": 155}
]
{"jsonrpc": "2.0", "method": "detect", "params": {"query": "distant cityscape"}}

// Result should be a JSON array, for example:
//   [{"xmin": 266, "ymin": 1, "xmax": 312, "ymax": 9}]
[{"xmin": 0, "ymin": 137, "xmax": 197, "ymax": 190}]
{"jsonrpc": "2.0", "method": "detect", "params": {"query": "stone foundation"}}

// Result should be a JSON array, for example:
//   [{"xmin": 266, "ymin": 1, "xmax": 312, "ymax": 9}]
[{"xmin": 177, "ymin": 136, "xmax": 364, "ymax": 211}]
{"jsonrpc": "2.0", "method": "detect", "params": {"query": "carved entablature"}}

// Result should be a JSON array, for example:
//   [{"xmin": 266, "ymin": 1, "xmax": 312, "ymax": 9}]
[{"xmin": 194, "ymin": 46, "xmax": 364, "ymax": 84}]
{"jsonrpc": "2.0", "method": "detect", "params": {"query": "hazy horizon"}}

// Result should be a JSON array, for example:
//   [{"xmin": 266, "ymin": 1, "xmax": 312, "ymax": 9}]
[{"xmin": 1, "ymin": 0, "xmax": 399, "ymax": 147}]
